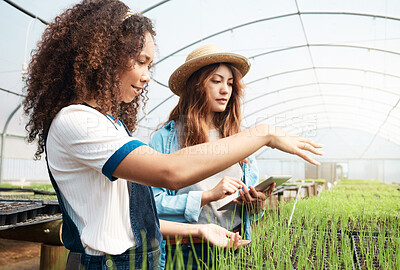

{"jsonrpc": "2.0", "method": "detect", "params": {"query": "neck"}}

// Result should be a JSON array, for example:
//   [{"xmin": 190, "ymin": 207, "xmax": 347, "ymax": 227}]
[
  {"xmin": 84, "ymin": 99, "xmax": 111, "ymax": 115},
  {"xmin": 206, "ymin": 112, "xmax": 215, "ymax": 129},
  {"xmin": 84, "ymin": 99, "xmax": 97, "ymax": 108}
]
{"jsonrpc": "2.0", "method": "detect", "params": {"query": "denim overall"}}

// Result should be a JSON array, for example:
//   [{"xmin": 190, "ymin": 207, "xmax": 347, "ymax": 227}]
[{"xmin": 44, "ymin": 112, "xmax": 162, "ymax": 269}]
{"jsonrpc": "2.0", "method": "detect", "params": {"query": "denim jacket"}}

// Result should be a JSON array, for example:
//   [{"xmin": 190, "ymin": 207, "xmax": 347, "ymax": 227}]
[{"xmin": 149, "ymin": 120, "xmax": 260, "ymax": 240}]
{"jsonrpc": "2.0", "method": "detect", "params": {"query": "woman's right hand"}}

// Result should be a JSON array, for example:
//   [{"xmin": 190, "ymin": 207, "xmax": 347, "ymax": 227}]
[
  {"xmin": 263, "ymin": 125, "xmax": 324, "ymax": 165},
  {"xmin": 201, "ymin": 176, "xmax": 243, "ymax": 206}
]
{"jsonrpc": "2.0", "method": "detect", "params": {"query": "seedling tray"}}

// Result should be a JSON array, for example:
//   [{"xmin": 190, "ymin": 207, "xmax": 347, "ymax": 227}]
[
  {"xmin": 351, "ymin": 234, "xmax": 398, "ymax": 270},
  {"xmin": 291, "ymin": 232, "xmax": 354, "ymax": 270},
  {"xmin": 41, "ymin": 200, "xmax": 61, "ymax": 215},
  {"xmin": 0, "ymin": 198, "xmax": 62, "ymax": 231},
  {"xmin": 0, "ymin": 200, "xmax": 44, "ymax": 226}
]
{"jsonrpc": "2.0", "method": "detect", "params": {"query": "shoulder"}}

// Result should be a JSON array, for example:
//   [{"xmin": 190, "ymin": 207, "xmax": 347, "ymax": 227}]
[
  {"xmin": 159, "ymin": 120, "xmax": 176, "ymax": 134},
  {"xmin": 149, "ymin": 120, "xmax": 177, "ymax": 152},
  {"xmin": 151, "ymin": 121, "xmax": 176, "ymax": 141},
  {"xmin": 50, "ymin": 104, "xmax": 118, "ymax": 139},
  {"xmin": 248, "ymin": 154, "xmax": 257, "ymax": 163},
  {"xmin": 53, "ymin": 104, "xmax": 104, "ymax": 125}
]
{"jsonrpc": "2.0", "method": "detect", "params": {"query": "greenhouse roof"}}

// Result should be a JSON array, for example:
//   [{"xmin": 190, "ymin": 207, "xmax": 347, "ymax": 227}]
[{"xmin": 1, "ymin": 0, "xmax": 400, "ymax": 160}]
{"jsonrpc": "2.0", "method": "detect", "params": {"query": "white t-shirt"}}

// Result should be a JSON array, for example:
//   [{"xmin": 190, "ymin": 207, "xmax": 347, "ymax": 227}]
[{"xmin": 46, "ymin": 104, "xmax": 144, "ymax": 255}]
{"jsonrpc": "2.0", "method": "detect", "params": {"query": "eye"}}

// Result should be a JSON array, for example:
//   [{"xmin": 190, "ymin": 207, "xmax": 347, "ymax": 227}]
[{"xmin": 212, "ymin": 80, "xmax": 221, "ymax": 84}]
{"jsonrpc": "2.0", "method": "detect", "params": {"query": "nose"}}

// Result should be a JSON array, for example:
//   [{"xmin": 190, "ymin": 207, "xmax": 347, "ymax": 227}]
[
  {"xmin": 141, "ymin": 71, "xmax": 151, "ymax": 84},
  {"xmin": 220, "ymin": 82, "xmax": 230, "ymax": 94}
]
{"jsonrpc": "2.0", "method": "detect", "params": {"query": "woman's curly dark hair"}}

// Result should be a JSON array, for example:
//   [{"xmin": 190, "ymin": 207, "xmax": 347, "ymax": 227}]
[{"xmin": 24, "ymin": 0, "xmax": 156, "ymax": 159}]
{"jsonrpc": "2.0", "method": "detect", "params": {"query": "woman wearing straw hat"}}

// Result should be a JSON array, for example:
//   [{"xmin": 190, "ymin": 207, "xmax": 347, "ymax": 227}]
[{"xmin": 149, "ymin": 45, "xmax": 299, "ymax": 269}]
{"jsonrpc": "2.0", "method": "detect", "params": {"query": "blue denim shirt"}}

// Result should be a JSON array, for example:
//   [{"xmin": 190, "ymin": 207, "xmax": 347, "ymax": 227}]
[{"xmin": 149, "ymin": 120, "xmax": 260, "ymax": 269}]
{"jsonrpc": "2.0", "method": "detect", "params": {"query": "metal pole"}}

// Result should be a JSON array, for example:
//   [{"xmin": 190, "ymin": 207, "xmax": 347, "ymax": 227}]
[
  {"xmin": 0, "ymin": 103, "xmax": 22, "ymax": 183},
  {"xmin": 3, "ymin": 0, "xmax": 49, "ymax": 25}
]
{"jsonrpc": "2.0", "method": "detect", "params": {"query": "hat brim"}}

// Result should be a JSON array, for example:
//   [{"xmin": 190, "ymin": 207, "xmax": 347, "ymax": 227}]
[{"xmin": 168, "ymin": 52, "xmax": 250, "ymax": 96}]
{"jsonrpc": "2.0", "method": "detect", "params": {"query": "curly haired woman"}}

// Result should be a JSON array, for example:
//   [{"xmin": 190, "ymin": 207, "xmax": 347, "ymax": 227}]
[{"xmin": 24, "ymin": 0, "xmax": 323, "ymax": 269}]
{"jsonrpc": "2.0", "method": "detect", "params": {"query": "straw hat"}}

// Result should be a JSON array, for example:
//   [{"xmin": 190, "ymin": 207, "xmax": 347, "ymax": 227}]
[{"xmin": 168, "ymin": 45, "xmax": 251, "ymax": 96}]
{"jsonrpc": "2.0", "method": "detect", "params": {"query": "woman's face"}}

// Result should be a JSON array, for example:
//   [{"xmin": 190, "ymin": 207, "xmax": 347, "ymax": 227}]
[
  {"xmin": 205, "ymin": 64, "xmax": 233, "ymax": 113},
  {"xmin": 119, "ymin": 31, "xmax": 155, "ymax": 103}
]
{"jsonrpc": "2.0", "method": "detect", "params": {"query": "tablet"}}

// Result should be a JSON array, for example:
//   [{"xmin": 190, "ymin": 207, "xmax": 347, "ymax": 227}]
[{"xmin": 216, "ymin": 175, "xmax": 292, "ymax": 211}]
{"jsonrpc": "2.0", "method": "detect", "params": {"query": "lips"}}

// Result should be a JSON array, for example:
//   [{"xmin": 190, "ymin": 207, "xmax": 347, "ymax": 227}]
[
  {"xmin": 131, "ymin": 85, "xmax": 141, "ymax": 96},
  {"xmin": 216, "ymin": 98, "xmax": 228, "ymax": 104}
]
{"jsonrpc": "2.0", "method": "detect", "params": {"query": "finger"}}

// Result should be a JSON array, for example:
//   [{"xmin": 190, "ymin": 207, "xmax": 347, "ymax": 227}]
[
  {"xmin": 249, "ymin": 185, "xmax": 259, "ymax": 198},
  {"xmin": 233, "ymin": 198, "xmax": 243, "ymax": 205},
  {"xmin": 225, "ymin": 184, "xmax": 240, "ymax": 195},
  {"xmin": 242, "ymin": 185, "xmax": 253, "ymax": 202},
  {"xmin": 267, "ymin": 182, "xmax": 276, "ymax": 196},
  {"xmin": 225, "ymin": 177, "xmax": 244, "ymax": 189},
  {"xmin": 237, "ymin": 190, "xmax": 247, "ymax": 204},
  {"xmin": 229, "ymin": 232, "xmax": 239, "ymax": 249},
  {"xmin": 256, "ymin": 191, "xmax": 267, "ymax": 200},
  {"xmin": 302, "ymin": 143, "xmax": 324, "ymax": 156},
  {"xmin": 306, "ymin": 139, "xmax": 324, "ymax": 149},
  {"xmin": 295, "ymin": 149, "xmax": 321, "ymax": 165},
  {"xmin": 234, "ymin": 232, "xmax": 241, "ymax": 249},
  {"xmin": 225, "ymin": 230, "xmax": 236, "ymax": 239},
  {"xmin": 225, "ymin": 231, "xmax": 238, "ymax": 248},
  {"xmin": 241, "ymin": 239, "xmax": 251, "ymax": 246},
  {"xmin": 298, "ymin": 138, "xmax": 324, "ymax": 155},
  {"xmin": 249, "ymin": 187, "xmax": 266, "ymax": 201},
  {"xmin": 300, "ymin": 137, "xmax": 324, "ymax": 149},
  {"xmin": 226, "ymin": 176, "xmax": 243, "ymax": 185}
]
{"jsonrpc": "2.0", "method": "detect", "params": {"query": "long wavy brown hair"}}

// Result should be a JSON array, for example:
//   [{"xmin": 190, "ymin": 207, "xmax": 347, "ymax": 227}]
[
  {"xmin": 168, "ymin": 63, "xmax": 245, "ymax": 148},
  {"xmin": 24, "ymin": 0, "xmax": 156, "ymax": 159}
]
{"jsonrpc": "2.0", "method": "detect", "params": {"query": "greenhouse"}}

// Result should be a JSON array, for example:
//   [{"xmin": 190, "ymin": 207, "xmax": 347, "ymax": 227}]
[{"xmin": 0, "ymin": 0, "xmax": 399, "ymax": 269}]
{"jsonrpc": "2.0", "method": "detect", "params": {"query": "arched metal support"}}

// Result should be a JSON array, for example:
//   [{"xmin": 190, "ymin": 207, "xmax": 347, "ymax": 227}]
[
  {"xmin": 255, "ymin": 119, "xmax": 400, "ymax": 159},
  {"xmin": 138, "ymin": 66, "xmax": 400, "ymax": 122},
  {"xmin": 0, "ymin": 103, "xmax": 22, "ymax": 183},
  {"xmin": 141, "ymin": 0, "xmax": 171, "ymax": 14},
  {"xmin": 244, "ymin": 100, "xmax": 400, "ymax": 147},
  {"xmin": 360, "ymin": 97, "xmax": 400, "ymax": 158},
  {"xmin": 3, "ymin": 0, "xmax": 48, "ymax": 25},
  {"xmin": 245, "ymin": 101, "xmax": 400, "ymax": 130},
  {"xmin": 248, "ymin": 43, "xmax": 400, "ymax": 60},
  {"xmin": 244, "ymin": 81, "xmax": 400, "ymax": 109},
  {"xmin": 153, "ymin": 11, "xmax": 400, "ymax": 66},
  {"xmin": 263, "ymin": 110, "xmax": 399, "ymax": 136},
  {"xmin": 138, "ymin": 93, "xmax": 175, "ymax": 124},
  {"xmin": 142, "ymin": 11, "xmax": 400, "ymax": 120},
  {"xmin": 246, "ymin": 66, "xmax": 400, "ymax": 85}
]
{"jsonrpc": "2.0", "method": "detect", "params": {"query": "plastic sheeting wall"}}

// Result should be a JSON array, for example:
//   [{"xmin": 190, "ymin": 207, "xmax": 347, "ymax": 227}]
[
  {"xmin": 257, "ymin": 160, "xmax": 305, "ymax": 181},
  {"xmin": 348, "ymin": 160, "xmax": 400, "ymax": 184},
  {"xmin": 3, "ymin": 158, "xmax": 48, "ymax": 181}
]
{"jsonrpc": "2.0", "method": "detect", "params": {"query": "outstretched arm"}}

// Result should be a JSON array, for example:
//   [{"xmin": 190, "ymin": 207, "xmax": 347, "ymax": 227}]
[{"xmin": 114, "ymin": 124, "xmax": 323, "ymax": 190}]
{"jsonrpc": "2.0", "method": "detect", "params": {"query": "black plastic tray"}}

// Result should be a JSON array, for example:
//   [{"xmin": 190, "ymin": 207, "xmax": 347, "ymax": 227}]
[{"xmin": 0, "ymin": 200, "xmax": 44, "ymax": 226}]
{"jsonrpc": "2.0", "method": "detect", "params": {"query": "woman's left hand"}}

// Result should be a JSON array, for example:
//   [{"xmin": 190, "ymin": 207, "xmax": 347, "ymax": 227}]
[
  {"xmin": 233, "ymin": 182, "xmax": 276, "ymax": 212},
  {"xmin": 198, "ymin": 224, "xmax": 250, "ymax": 249}
]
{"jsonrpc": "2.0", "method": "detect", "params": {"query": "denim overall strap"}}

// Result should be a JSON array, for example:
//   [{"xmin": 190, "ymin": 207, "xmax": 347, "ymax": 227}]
[
  {"xmin": 129, "ymin": 182, "xmax": 163, "ymax": 251},
  {"xmin": 119, "ymin": 120, "xmax": 163, "ymax": 251},
  {"xmin": 239, "ymin": 162, "xmax": 249, "ymax": 239},
  {"xmin": 44, "ymin": 146, "xmax": 85, "ymax": 253}
]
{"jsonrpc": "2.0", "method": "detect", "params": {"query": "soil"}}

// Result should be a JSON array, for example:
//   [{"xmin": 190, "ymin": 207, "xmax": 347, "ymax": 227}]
[{"xmin": 0, "ymin": 238, "xmax": 40, "ymax": 270}]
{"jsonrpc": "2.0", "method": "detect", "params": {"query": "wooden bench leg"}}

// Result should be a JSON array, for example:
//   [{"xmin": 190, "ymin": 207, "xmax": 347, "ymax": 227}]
[{"xmin": 40, "ymin": 243, "xmax": 69, "ymax": 270}]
